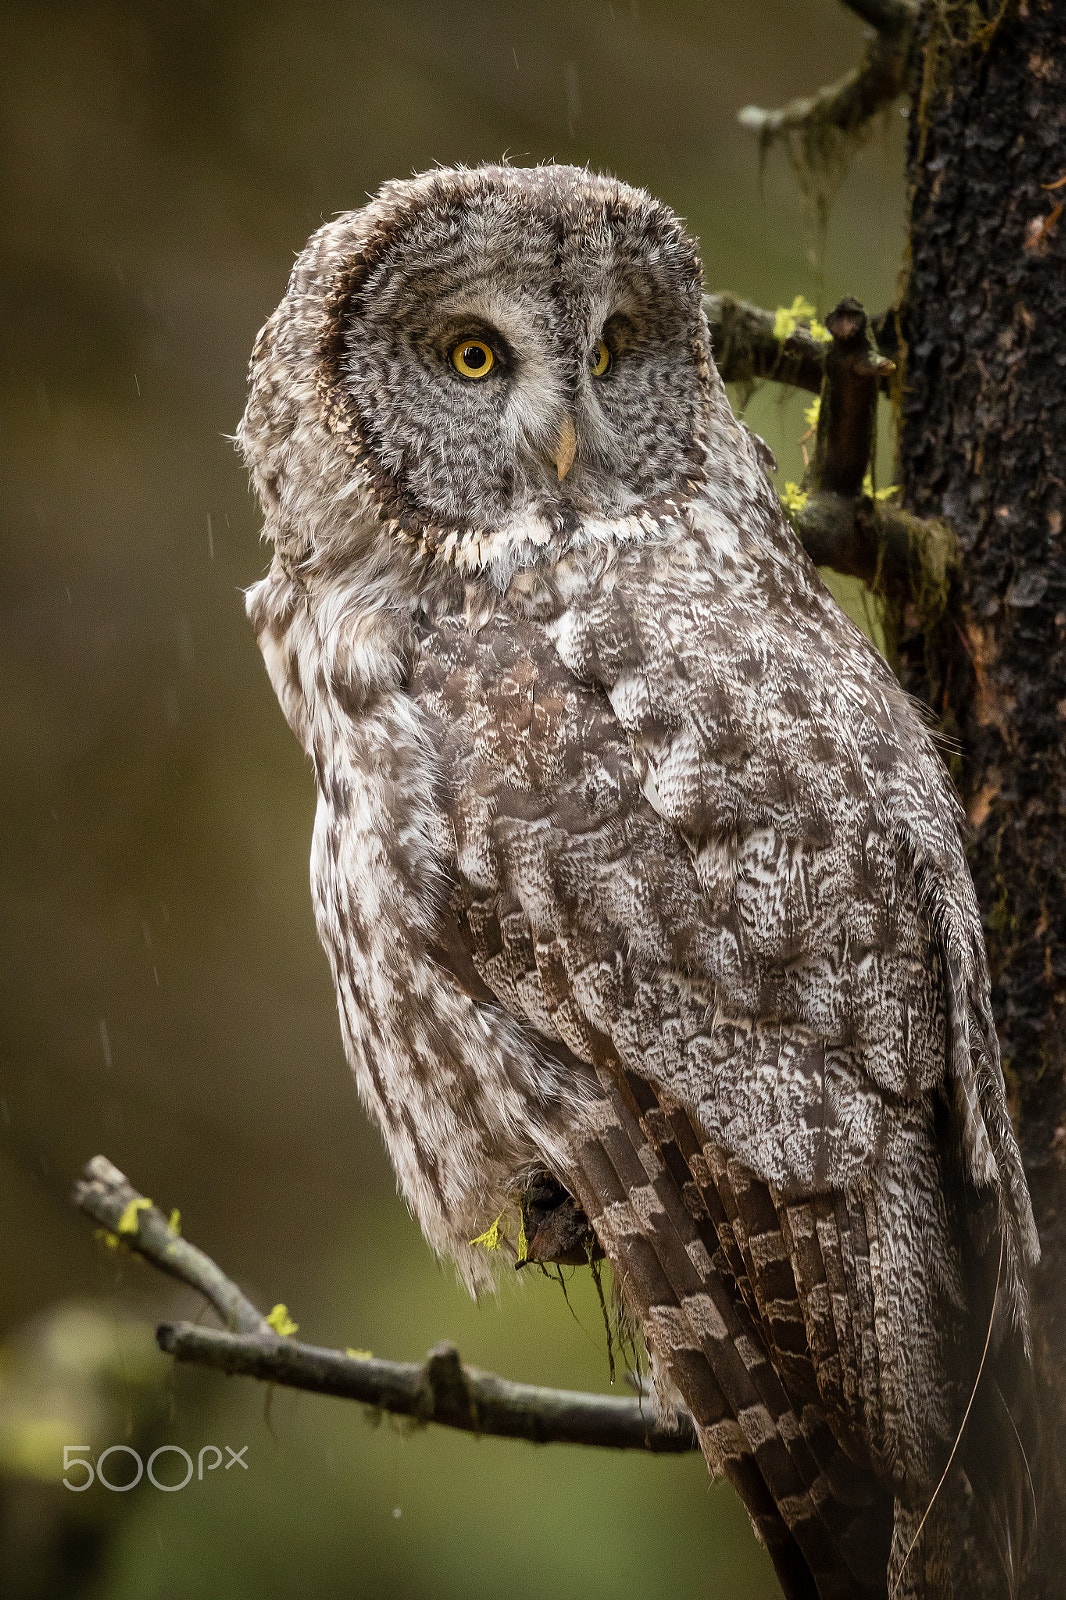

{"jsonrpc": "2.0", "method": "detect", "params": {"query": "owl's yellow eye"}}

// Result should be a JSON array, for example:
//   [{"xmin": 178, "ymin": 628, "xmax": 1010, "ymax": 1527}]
[
  {"xmin": 588, "ymin": 339, "xmax": 611, "ymax": 378},
  {"xmin": 451, "ymin": 340, "xmax": 495, "ymax": 379}
]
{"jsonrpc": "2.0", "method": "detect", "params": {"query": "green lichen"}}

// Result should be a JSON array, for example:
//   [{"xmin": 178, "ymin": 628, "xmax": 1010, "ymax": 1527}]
[
  {"xmin": 774, "ymin": 296, "xmax": 831, "ymax": 345},
  {"xmin": 266, "ymin": 1303, "xmax": 299, "ymax": 1337},
  {"xmin": 117, "ymin": 1196, "xmax": 152, "ymax": 1235}
]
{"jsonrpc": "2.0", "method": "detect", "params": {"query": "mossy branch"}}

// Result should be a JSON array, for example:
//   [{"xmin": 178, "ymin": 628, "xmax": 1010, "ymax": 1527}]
[
  {"xmin": 789, "ymin": 490, "xmax": 955, "ymax": 601},
  {"xmin": 72, "ymin": 1155, "xmax": 698, "ymax": 1456},
  {"xmin": 738, "ymin": 0, "xmax": 915, "ymax": 142},
  {"xmin": 737, "ymin": 0, "xmax": 916, "ymax": 227}
]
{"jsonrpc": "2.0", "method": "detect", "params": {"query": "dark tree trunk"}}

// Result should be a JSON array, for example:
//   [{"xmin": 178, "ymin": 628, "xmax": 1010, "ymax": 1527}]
[{"xmin": 897, "ymin": 0, "xmax": 1066, "ymax": 1588}]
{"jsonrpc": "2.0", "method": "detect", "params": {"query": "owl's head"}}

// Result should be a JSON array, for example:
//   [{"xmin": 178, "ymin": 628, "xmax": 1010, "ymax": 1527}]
[{"xmin": 240, "ymin": 164, "xmax": 718, "ymax": 571}]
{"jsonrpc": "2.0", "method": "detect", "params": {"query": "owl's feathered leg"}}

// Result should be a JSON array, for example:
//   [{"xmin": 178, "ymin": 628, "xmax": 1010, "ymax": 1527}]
[
  {"xmin": 562, "ymin": 1071, "xmax": 891, "ymax": 1600},
  {"xmin": 516, "ymin": 1169, "xmax": 605, "ymax": 1267}
]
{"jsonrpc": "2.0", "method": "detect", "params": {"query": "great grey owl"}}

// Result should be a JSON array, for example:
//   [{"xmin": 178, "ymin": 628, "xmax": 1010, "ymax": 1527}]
[{"xmin": 238, "ymin": 164, "xmax": 1039, "ymax": 1599}]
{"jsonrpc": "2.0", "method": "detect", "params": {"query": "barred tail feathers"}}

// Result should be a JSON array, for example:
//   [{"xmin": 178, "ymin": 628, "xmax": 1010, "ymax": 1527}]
[{"xmin": 566, "ymin": 1073, "xmax": 890, "ymax": 1600}]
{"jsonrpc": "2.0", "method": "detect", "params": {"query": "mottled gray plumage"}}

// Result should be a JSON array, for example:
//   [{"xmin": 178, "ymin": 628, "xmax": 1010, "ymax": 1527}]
[{"xmin": 238, "ymin": 164, "xmax": 1038, "ymax": 1599}]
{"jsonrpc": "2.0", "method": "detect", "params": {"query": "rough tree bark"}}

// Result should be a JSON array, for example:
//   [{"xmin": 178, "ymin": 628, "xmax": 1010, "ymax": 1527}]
[{"xmin": 895, "ymin": 1, "xmax": 1066, "ymax": 1589}]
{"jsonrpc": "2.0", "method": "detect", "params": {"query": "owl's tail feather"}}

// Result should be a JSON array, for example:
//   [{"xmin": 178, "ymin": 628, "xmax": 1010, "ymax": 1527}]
[
  {"xmin": 897, "ymin": 1260, "xmax": 1040, "ymax": 1598},
  {"xmin": 889, "ymin": 1372, "xmax": 1037, "ymax": 1600},
  {"xmin": 894, "ymin": 1027, "xmax": 1041, "ymax": 1599},
  {"xmin": 567, "ymin": 1069, "xmax": 891, "ymax": 1600},
  {"xmin": 962, "ymin": 1380, "xmax": 1037, "ymax": 1598},
  {"xmin": 886, "ymin": 1225, "xmax": 1006, "ymax": 1598}
]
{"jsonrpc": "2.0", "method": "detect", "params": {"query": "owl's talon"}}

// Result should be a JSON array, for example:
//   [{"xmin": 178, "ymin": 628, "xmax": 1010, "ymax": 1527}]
[{"xmin": 517, "ymin": 1171, "xmax": 605, "ymax": 1267}]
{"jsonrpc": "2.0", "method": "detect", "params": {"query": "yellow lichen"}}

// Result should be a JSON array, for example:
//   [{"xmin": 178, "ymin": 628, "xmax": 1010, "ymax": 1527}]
[
  {"xmin": 862, "ymin": 471, "xmax": 899, "ymax": 501},
  {"xmin": 117, "ymin": 1196, "xmax": 152, "ymax": 1235},
  {"xmin": 780, "ymin": 482, "xmax": 809, "ymax": 514},
  {"xmin": 469, "ymin": 1213, "xmax": 507, "ymax": 1251},
  {"xmin": 774, "ymin": 295, "xmax": 831, "ymax": 345},
  {"xmin": 345, "ymin": 1347, "xmax": 373, "ymax": 1360},
  {"xmin": 266, "ymin": 1304, "xmax": 299, "ymax": 1337}
]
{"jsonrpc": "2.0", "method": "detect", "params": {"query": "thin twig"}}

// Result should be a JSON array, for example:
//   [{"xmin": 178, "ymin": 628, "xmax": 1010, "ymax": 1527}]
[
  {"xmin": 74, "ymin": 1154, "xmax": 268, "ymax": 1335},
  {"xmin": 72, "ymin": 1156, "xmax": 698, "ymax": 1456}
]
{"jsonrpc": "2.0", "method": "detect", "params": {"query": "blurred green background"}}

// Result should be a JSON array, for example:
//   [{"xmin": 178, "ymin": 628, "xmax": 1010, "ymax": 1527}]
[{"xmin": 0, "ymin": 2, "xmax": 904, "ymax": 1596}]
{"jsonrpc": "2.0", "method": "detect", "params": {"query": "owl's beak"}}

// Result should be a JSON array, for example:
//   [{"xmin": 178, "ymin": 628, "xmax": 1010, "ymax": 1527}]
[{"xmin": 552, "ymin": 416, "xmax": 578, "ymax": 481}]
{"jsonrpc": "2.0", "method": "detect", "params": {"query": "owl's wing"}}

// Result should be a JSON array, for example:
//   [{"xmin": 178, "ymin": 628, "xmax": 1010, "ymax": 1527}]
[
  {"xmin": 409, "ymin": 529, "xmax": 1034, "ymax": 1597},
  {"xmin": 543, "ymin": 528, "xmax": 1037, "ymax": 1313},
  {"xmin": 410, "ymin": 597, "xmax": 903, "ymax": 1598}
]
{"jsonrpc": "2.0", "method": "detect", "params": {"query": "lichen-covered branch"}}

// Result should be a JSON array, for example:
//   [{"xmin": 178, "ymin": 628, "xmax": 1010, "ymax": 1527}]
[
  {"xmin": 72, "ymin": 1156, "xmax": 698, "ymax": 1456},
  {"xmin": 703, "ymin": 292, "xmax": 898, "ymax": 395},
  {"xmin": 737, "ymin": 0, "xmax": 916, "ymax": 227},
  {"xmin": 74, "ymin": 1155, "xmax": 269, "ymax": 1336},
  {"xmin": 704, "ymin": 292, "xmax": 826, "ymax": 393}
]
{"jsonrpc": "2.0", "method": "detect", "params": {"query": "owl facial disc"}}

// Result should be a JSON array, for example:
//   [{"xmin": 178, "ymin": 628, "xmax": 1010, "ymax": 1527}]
[{"xmin": 319, "ymin": 164, "xmax": 712, "ymax": 545}]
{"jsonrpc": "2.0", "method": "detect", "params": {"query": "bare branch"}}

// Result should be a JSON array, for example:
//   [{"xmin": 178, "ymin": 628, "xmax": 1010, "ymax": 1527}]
[
  {"xmin": 72, "ymin": 1156, "xmax": 698, "ymax": 1456},
  {"xmin": 156, "ymin": 1323, "xmax": 698, "ymax": 1453},
  {"xmin": 811, "ymin": 296, "xmax": 895, "ymax": 497}
]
